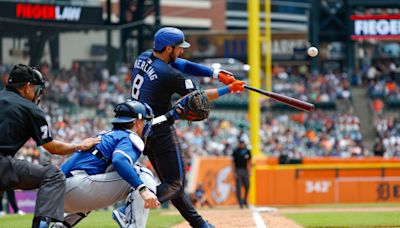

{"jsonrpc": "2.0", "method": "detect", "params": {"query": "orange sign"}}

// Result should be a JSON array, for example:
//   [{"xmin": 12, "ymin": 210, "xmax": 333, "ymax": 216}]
[
  {"xmin": 191, "ymin": 157, "xmax": 400, "ymax": 205},
  {"xmin": 191, "ymin": 157, "xmax": 238, "ymax": 206},
  {"xmin": 254, "ymin": 165, "xmax": 400, "ymax": 205}
]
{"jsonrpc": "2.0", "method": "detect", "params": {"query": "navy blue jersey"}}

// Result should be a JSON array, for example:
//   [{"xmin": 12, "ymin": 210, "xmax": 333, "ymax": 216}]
[
  {"xmin": 131, "ymin": 50, "xmax": 214, "ymax": 116},
  {"xmin": 61, "ymin": 129, "xmax": 143, "ymax": 177}
]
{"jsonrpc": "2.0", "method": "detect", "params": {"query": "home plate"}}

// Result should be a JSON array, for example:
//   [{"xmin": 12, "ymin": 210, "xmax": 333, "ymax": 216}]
[{"xmin": 251, "ymin": 206, "xmax": 278, "ymax": 212}]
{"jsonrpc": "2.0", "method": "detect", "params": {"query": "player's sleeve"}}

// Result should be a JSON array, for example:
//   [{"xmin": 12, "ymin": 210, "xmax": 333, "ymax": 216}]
[
  {"xmin": 112, "ymin": 134, "xmax": 145, "ymax": 189},
  {"xmin": 29, "ymin": 107, "xmax": 53, "ymax": 146},
  {"xmin": 171, "ymin": 70, "xmax": 198, "ymax": 97},
  {"xmin": 172, "ymin": 58, "xmax": 214, "ymax": 77}
]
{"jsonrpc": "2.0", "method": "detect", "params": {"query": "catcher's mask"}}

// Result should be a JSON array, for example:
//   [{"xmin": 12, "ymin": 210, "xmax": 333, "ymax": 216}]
[
  {"xmin": 142, "ymin": 103, "xmax": 154, "ymax": 144},
  {"xmin": 8, "ymin": 64, "xmax": 45, "ymax": 105},
  {"xmin": 112, "ymin": 100, "xmax": 154, "ymax": 143}
]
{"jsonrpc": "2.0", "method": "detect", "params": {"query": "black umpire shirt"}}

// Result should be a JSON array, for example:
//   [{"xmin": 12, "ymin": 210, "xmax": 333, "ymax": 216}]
[
  {"xmin": 232, "ymin": 147, "xmax": 251, "ymax": 169},
  {"xmin": 0, "ymin": 88, "xmax": 53, "ymax": 157}
]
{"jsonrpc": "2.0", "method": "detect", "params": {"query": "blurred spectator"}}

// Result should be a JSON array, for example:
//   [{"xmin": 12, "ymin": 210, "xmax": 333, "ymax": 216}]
[
  {"xmin": 191, "ymin": 183, "xmax": 213, "ymax": 208},
  {"xmin": 373, "ymin": 139, "xmax": 385, "ymax": 157},
  {"xmin": 0, "ymin": 70, "xmax": 9, "ymax": 89},
  {"xmin": 372, "ymin": 99, "xmax": 384, "ymax": 114},
  {"xmin": 374, "ymin": 114, "xmax": 400, "ymax": 157},
  {"xmin": 192, "ymin": 36, "xmax": 216, "ymax": 58},
  {"xmin": 367, "ymin": 65, "xmax": 380, "ymax": 82},
  {"xmin": 0, "ymin": 190, "xmax": 25, "ymax": 216},
  {"xmin": 351, "ymin": 70, "xmax": 361, "ymax": 86}
]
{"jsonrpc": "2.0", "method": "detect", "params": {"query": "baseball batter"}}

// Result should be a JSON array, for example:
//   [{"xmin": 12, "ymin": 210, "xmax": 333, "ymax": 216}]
[{"xmin": 131, "ymin": 27, "xmax": 245, "ymax": 228}]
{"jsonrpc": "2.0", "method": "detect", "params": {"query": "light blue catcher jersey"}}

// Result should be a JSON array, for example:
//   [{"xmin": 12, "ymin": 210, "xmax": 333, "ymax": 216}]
[{"xmin": 61, "ymin": 129, "xmax": 144, "ymax": 177}]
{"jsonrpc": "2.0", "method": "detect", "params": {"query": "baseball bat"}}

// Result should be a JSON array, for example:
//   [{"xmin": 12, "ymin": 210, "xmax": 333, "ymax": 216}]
[{"xmin": 244, "ymin": 85, "xmax": 315, "ymax": 112}]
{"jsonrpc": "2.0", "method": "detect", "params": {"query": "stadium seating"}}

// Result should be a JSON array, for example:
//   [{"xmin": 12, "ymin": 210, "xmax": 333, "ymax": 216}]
[{"xmin": 0, "ymin": 63, "xmax": 378, "ymax": 167}]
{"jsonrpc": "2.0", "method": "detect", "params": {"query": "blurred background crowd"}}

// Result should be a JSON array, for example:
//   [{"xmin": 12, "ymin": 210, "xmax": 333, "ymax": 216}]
[{"xmin": 2, "ymin": 59, "xmax": 399, "ymax": 169}]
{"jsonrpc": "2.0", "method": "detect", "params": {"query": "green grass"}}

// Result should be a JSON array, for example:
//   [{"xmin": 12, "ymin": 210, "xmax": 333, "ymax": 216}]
[
  {"xmin": 0, "ymin": 214, "xmax": 31, "ymax": 228},
  {"xmin": 4, "ymin": 204, "xmax": 400, "ymax": 228},
  {"xmin": 301, "ymin": 202, "xmax": 400, "ymax": 209},
  {"xmin": 284, "ymin": 211, "xmax": 400, "ymax": 227},
  {"xmin": 0, "ymin": 209, "xmax": 183, "ymax": 228}
]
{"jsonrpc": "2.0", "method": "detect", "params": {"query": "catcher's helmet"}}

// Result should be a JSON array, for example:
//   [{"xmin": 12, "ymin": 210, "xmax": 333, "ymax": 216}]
[
  {"xmin": 153, "ymin": 27, "xmax": 190, "ymax": 51},
  {"xmin": 112, "ymin": 100, "xmax": 154, "ymax": 124}
]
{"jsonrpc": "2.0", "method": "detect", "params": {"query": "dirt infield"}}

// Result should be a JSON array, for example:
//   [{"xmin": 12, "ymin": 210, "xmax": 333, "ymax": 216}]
[
  {"xmin": 169, "ymin": 207, "xmax": 301, "ymax": 228},
  {"xmin": 169, "ymin": 206, "xmax": 400, "ymax": 228}
]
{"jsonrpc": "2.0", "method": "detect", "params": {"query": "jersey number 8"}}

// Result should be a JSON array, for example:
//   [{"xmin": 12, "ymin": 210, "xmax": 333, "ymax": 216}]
[{"xmin": 131, "ymin": 74, "xmax": 144, "ymax": 100}]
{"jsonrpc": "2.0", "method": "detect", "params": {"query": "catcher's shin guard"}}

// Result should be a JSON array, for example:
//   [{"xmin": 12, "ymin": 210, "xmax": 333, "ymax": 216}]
[
  {"xmin": 114, "ymin": 165, "xmax": 157, "ymax": 228},
  {"xmin": 51, "ymin": 212, "xmax": 90, "ymax": 228},
  {"xmin": 65, "ymin": 212, "xmax": 91, "ymax": 227}
]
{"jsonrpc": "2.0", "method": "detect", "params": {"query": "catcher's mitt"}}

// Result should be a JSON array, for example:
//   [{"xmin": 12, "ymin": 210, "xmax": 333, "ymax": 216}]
[{"xmin": 174, "ymin": 90, "xmax": 210, "ymax": 121}]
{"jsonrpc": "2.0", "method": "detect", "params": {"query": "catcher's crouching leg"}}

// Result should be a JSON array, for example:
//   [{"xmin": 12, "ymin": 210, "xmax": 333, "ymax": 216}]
[
  {"xmin": 51, "ymin": 212, "xmax": 91, "ymax": 228},
  {"xmin": 113, "ymin": 166, "xmax": 157, "ymax": 228}
]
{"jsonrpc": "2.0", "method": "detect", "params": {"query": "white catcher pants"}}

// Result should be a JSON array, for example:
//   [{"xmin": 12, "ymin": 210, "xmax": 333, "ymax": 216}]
[
  {"xmin": 62, "ymin": 166, "xmax": 157, "ymax": 227},
  {"xmin": 64, "ymin": 169, "xmax": 131, "ymax": 213}
]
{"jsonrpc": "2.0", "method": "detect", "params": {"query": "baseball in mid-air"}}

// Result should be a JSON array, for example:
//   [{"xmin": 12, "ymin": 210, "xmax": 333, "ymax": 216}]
[{"xmin": 307, "ymin": 46, "xmax": 318, "ymax": 57}]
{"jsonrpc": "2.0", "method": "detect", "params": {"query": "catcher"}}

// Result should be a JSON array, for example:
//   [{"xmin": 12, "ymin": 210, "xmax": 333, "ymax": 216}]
[{"xmin": 53, "ymin": 100, "xmax": 159, "ymax": 228}]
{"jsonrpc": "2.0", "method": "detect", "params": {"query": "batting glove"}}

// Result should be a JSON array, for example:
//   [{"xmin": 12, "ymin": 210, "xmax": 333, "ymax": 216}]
[
  {"xmin": 213, "ymin": 69, "xmax": 236, "ymax": 85},
  {"xmin": 229, "ymin": 80, "xmax": 245, "ymax": 93}
]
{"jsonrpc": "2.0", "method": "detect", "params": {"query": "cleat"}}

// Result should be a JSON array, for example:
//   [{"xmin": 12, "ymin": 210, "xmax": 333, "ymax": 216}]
[
  {"xmin": 112, "ymin": 206, "xmax": 127, "ymax": 228},
  {"xmin": 17, "ymin": 210, "xmax": 26, "ymax": 215},
  {"xmin": 199, "ymin": 221, "xmax": 215, "ymax": 228}
]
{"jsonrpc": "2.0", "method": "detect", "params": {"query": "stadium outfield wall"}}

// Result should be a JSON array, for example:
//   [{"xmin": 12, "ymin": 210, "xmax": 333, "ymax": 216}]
[{"xmin": 189, "ymin": 156, "xmax": 400, "ymax": 206}]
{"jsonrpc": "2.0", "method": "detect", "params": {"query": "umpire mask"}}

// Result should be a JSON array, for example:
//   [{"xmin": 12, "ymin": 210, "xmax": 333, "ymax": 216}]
[{"xmin": 32, "ymin": 68, "xmax": 45, "ymax": 105}]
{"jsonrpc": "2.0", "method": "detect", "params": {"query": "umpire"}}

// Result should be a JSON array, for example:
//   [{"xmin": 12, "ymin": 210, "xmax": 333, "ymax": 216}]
[
  {"xmin": 0, "ymin": 64, "xmax": 99, "ymax": 228},
  {"xmin": 232, "ymin": 140, "xmax": 251, "ymax": 209}
]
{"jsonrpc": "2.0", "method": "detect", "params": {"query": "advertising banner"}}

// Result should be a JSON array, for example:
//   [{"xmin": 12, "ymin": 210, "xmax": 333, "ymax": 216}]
[
  {"xmin": 190, "ymin": 157, "xmax": 237, "ymax": 206},
  {"xmin": 254, "ymin": 164, "xmax": 400, "ymax": 205},
  {"xmin": 0, "ymin": 2, "xmax": 103, "ymax": 25},
  {"xmin": 11, "ymin": 191, "xmax": 36, "ymax": 213},
  {"xmin": 351, "ymin": 14, "xmax": 400, "ymax": 40}
]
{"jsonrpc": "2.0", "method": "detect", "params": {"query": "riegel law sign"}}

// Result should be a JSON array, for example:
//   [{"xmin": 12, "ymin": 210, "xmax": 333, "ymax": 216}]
[
  {"xmin": 351, "ymin": 14, "xmax": 400, "ymax": 40},
  {"xmin": 15, "ymin": 3, "xmax": 82, "ymax": 21}
]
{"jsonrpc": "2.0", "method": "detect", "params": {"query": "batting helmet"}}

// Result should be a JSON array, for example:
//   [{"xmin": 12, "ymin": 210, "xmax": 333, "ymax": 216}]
[
  {"xmin": 153, "ymin": 27, "xmax": 190, "ymax": 51},
  {"xmin": 112, "ymin": 100, "xmax": 154, "ymax": 124}
]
